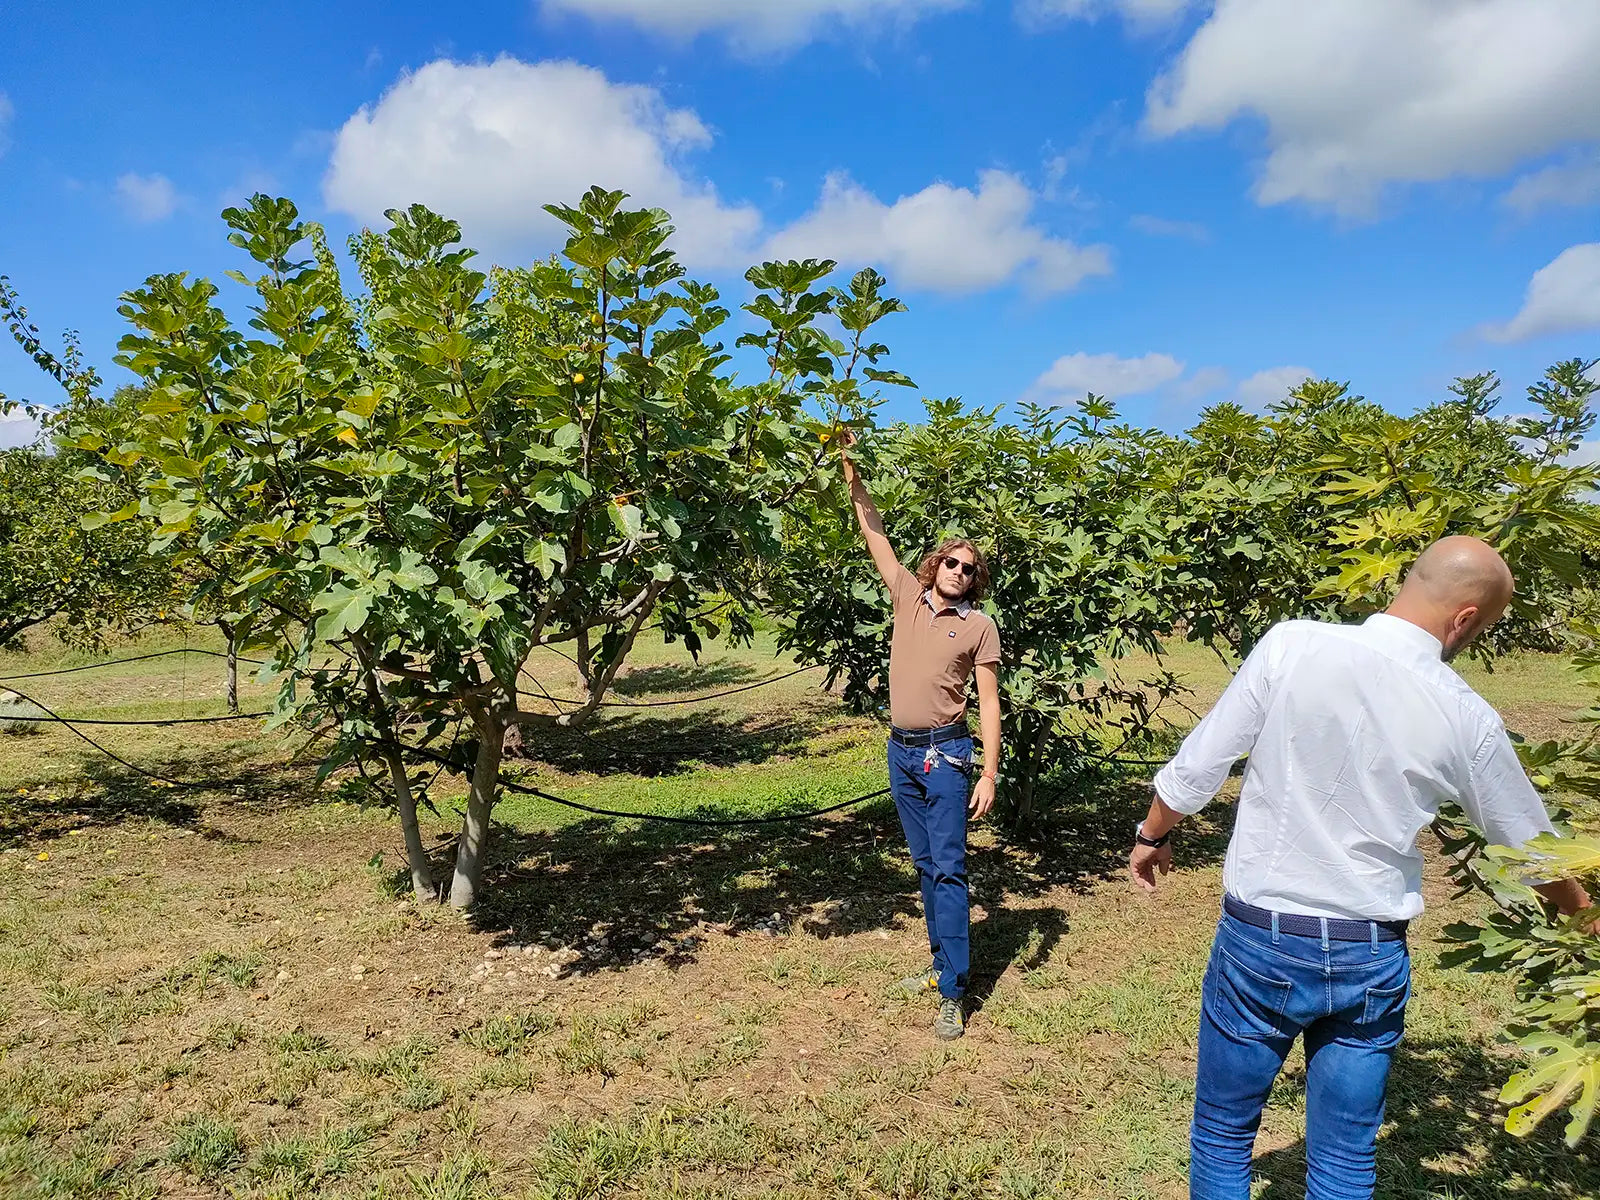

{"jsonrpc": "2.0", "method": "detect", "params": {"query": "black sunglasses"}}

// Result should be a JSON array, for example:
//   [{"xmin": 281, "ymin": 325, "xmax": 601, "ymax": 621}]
[{"xmin": 942, "ymin": 555, "xmax": 977, "ymax": 578}]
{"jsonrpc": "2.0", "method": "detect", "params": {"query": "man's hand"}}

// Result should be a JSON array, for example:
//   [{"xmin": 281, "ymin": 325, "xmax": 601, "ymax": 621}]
[
  {"xmin": 836, "ymin": 426, "xmax": 858, "ymax": 452},
  {"xmin": 1535, "ymin": 878, "xmax": 1600, "ymax": 932},
  {"xmin": 1129, "ymin": 841, "xmax": 1173, "ymax": 895},
  {"xmin": 969, "ymin": 775, "xmax": 996, "ymax": 819}
]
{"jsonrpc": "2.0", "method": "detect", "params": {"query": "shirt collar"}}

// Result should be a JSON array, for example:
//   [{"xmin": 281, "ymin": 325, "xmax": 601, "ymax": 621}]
[
  {"xmin": 1363, "ymin": 612, "xmax": 1443, "ymax": 659},
  {"xmin": 923, "ymin": 589, "xmax": 972, "ymax": 618}
]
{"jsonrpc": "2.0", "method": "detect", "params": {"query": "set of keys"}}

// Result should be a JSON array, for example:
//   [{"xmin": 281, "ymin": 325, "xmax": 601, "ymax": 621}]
[{"xmin": 923, "ymin": 745, "xmax": 970, "ymax": 774}]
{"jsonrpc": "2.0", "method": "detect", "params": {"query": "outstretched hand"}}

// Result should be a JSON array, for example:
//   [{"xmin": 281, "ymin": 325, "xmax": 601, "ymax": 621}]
[{"xmin": 1129, "ymin": 842, "xmax": 1173, "ymax": 895}]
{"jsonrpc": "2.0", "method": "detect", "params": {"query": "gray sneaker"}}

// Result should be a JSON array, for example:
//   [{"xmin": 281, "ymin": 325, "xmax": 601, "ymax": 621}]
[
  {"xmin": 897, "ymin": 964, "xmax": 940, "ymax": 998},
  {"xmin": 934, "ymin": 996, "xmax": 966, "ymax": 1040}
]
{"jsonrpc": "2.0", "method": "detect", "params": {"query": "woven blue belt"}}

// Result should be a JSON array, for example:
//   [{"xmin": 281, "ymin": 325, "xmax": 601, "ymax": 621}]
[{"xmin": 1224, "ymin": 894, "xmax": 1407, "ymax": 943}]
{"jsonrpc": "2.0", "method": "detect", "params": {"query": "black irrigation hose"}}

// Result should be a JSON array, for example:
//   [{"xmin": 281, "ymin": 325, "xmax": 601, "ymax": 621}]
[
  {"xmin": 600, "ymin": 663, "xmax": 822, "ymax": 707},
  {"xmin": 504, "ymin": 779, "xmax": 890, "ymax": 827},
  {"xmin": 10, "ymin": 710, "xmax": 271, "ymax": 726},
  {"xmin": 6, "ymin": 684, "xmax": 896, "ymax": 828},
  {"xmin": 517, "ymin": 663, "xmax": 822, "ymax": 709},
  {"xmin": 0, "ymin": 646, "xmax": 266, "ymax": 681},
  {"xmin": 1076, "ymin": 749, "xmax": 1170, "ymax": 769},
  {"xmin": 384, "ymin": 737, "xmax": 892, "ymax": 828},
  {"xmin": 3, "ymin": 645, "xmax": 816, "ymax": 710},
  {"xmin": 5, "ymin": 653, "xmax": 1166, "ymax": 820},
  {"xmin": 1, "ymin": 686, "xmax": 227, "ymax": 790}
]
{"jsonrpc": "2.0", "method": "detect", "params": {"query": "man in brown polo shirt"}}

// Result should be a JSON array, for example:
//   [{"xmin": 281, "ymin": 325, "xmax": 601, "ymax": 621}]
[{"xmin": 838, "ymin": 433, "xmax": 1002, "ymax": 1040}]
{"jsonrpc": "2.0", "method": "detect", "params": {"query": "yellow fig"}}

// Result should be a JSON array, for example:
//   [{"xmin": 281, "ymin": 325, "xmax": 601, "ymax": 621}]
[{"xmin": 572, "ymin": 372, "xmax": 586, "ymax": 384}]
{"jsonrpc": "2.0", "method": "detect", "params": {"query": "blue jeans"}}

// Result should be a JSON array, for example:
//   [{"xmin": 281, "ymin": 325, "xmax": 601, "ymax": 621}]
[
  {"xmin": 1191, "ymin": 910, "xmax": 1412, "ymax": 1199},
  {"xmin": 888, "ymin": 735, "xmax": 973, "ymax": 1000}
]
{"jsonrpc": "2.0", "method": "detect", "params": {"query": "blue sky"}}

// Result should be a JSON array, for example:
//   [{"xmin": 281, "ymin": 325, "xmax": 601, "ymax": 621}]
[{"xmin": 2, "ymin": 0, "xmax": 1597, "ymax": 448}]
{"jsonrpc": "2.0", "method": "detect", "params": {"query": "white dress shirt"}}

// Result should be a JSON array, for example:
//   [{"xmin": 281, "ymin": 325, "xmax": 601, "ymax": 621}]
[{"xmin": 1154, "ymin": 613, "xmax": 1556, "ymax": 921}]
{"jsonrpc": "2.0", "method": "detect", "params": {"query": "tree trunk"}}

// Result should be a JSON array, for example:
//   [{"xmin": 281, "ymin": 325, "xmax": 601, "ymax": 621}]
[
  {"xmin": 1013, "ymin": 717, "xmax": 1051, "ymax": 826},
  {"xmin": 382, "ymin": 741, "xmax": 436, "ymax": 901},
  {"xmin": 218, "ymin": 620, "xmax": 239, "ymax": 714},
  {"xmin": 353, "ymin": 643, "xmax": 434, "ymax": 902},
  {"xmin": 448, "ymin": 709, "xmax": 504, "ymax": 910}
]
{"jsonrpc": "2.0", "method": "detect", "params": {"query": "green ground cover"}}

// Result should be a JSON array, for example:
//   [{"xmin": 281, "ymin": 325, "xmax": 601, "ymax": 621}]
[{"xmin": 0, "ymin": 629, "xmax": 1596, "ymax": 1198}]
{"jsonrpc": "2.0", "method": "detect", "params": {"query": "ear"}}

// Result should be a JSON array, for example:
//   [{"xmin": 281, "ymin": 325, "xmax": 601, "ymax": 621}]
[{"xmin": 1453, "ymin": 604, "xmax": 1481, "ymax": 638}]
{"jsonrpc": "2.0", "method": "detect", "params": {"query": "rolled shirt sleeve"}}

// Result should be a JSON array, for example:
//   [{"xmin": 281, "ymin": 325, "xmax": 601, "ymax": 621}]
[
  {"xmin": 1462, "ymin": 722, "xmax": 1558, "ymax": 850},
  {"xmin": 1154, "ymin": 628, "xmax": 1279, "ymax": 815}
]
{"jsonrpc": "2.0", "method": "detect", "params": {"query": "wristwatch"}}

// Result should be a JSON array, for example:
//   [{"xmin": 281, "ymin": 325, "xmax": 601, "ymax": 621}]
[{"xmin": 1134, "ymin": 821, "xmax": 1171, "ymax": 848}]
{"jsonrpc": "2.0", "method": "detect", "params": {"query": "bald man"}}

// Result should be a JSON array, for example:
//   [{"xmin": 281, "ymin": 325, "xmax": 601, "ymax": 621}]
[{"xmin": 1130, "ymin": 537, "xmax": 1591, "ymax": 1200}]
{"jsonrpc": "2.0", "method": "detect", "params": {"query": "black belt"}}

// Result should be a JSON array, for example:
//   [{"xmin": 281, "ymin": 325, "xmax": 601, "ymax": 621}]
[
  {"xmin": 1224, "ymin": 894, "xmax": 1408, "ymax": 943},
  {"xmin": 889, "ymin": 721, "xmax": 970, "ymax": 748}
]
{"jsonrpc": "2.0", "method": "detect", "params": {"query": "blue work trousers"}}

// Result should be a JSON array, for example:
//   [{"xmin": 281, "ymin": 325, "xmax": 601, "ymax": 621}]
[
  {"xmin": 1190, "ymin": 910, "xmax": 1412, "ymax": 1199},
  {"xmin": 887, "ymin": 735, "xmax": 973, "ymax": 1000}
]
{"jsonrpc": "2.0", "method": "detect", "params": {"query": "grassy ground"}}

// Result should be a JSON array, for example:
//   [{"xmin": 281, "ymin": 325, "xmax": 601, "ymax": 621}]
[{"xmin": 0, "ymin": 629, "xmax": 1597, "ymax": 1198}]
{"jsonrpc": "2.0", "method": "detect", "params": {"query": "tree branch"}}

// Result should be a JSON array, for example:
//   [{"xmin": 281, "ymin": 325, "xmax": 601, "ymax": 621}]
[{"xmin": 501, "ymin": 579, "xmax": 666, "ymax": 727}]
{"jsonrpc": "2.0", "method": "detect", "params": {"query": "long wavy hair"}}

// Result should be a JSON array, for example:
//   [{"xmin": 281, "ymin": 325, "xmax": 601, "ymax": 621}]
[{"xmin": 915, "ymin": 537, "xmax": 990, "ymax": 603}]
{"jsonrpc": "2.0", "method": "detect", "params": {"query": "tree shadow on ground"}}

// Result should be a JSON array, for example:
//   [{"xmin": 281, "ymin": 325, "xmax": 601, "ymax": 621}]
[
  {"xmin": 463, "ymin": 767, "xmax": 1232, "ymax": 991},
  {"xmin": 1252, "ymin": 1036, "xmax": 1600, "ymax": 1198},
  {"xmin": 607, "ymin": 659, "xmax": 763, "ymax": 698},
  {"xmin": 0, "ymin": 748, "xmax": 318, "ymax": 844},
  {"xmin": 966, "ymin": 902, "xmax": 1070, "ymax": 1015},
  {"xmin": 502, "ymin": 705, "xmax": 848, "ymax": 776}
]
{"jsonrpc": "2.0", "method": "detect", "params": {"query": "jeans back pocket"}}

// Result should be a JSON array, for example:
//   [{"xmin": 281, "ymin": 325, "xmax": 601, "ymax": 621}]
[
  {"xmin": 1212, "ymin": 946, "xmax": 1294, "ymax": 1041},
  {"xmin": 1360, "ymin": 977, "xmax": 1411, "ymax": 1041}
]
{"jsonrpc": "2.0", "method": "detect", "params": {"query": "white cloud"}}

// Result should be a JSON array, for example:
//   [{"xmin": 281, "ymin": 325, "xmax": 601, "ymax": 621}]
[
  {"xmin": 114, "ymin": 172, "xmax": 179, "ymax": 222},
  {"xmin": 539, "ymin": 0, "xmax": 969, "ymax": 52},
  {"xmin": 764, "ymin": 170, "xmax": 1112, "ymax": 296},
  {"xmin": 1170, "ymin": 364, "xmax": 1230, "ymax": 403},
  {"xmin": 1027, "ymin": 351, "xmax": 1186, "ymax": 400},
  {"xmin": 1019, "ymin": 0, "xmax": 1196, "ymax": 30},
  {"xmin": 1503, "ymin": 152, "xmax": 1600, "ymax": 214},
  {"xmin": 1482, "ymin": 244, "xmax": 1600, "ymax": 343},
  {"xmin": 326, "ymin": 59, "xmax": 1108, "ymax": 295},
  {"xmin": 324, "ymin": 58, "xmax": 761, "ymax": 268},
  {"xmin": 0, "ymin": 409, "xmax": 42, "ymax": 450},
  {"xmin": 1235, "ymin": 365, "xmax": 1315, "ymax": 409},
  {"xmin": 1128, "ymin": 213, "xmax": 1209, "ymax": 242},
  {"xmin": 1145, "ymin": 0, "xmax": 1600, "ymax": 214},
  {"xmin": 0, "ymin": 92, "xmax": 13, "ymax": 158}
]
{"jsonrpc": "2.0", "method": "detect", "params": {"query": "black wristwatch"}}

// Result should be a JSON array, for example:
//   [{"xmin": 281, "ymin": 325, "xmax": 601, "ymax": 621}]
[{"xmin": 1134, "ymin": 821, "xmax": 1171, "ymax": 849}]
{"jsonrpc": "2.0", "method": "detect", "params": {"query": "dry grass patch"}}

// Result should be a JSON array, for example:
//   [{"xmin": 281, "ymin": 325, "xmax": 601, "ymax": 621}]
[{"xmin": 1, "ymin": 632, "xmax": 1597, "ymax": 1196}]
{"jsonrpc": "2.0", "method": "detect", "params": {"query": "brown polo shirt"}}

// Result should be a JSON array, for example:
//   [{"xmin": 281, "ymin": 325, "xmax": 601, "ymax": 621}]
[{"xmin": 888, "ymin": 565, "xmax": 1001, "ymax": 730}]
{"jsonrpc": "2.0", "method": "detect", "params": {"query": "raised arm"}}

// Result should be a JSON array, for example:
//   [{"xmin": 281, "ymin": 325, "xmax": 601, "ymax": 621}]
[{"xmin": 837, "ymin": 431, "xmax": 903, "ymax": 591}]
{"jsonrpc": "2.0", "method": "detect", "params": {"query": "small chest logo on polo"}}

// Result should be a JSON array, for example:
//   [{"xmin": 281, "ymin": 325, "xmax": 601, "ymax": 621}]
[{"xmin": 947, "ymin": 630, "xmax": 957, "ymax": 638}]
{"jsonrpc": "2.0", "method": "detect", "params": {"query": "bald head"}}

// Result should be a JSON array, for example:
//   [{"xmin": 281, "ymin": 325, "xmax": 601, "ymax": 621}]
[
  {"xmin": 1400, "ymin": 536, "xmax": 1513, "ymax": 611},
  {"xmin": 1389, "ymin": 536, "xmax": 1514, "ymax": 661}
]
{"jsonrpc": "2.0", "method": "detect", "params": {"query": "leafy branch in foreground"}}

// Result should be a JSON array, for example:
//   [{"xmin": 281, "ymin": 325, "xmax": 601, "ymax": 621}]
[{"xmin": 1438, "ymin": 826, "xmax": 1600, "ymax": 1146}]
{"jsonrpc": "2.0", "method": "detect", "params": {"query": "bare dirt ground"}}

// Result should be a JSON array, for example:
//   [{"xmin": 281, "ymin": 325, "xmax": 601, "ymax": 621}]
[{"xmin": 1, "ymin": 632, "xmax": 1597, "ymax": 1197}]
